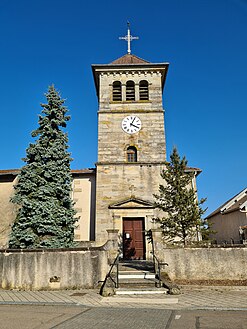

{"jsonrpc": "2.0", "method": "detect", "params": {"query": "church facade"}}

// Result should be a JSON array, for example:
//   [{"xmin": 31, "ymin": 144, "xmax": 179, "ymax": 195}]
[{"xmin": 0, "ymin": 31, "xmax": 201, "ymax": 259}]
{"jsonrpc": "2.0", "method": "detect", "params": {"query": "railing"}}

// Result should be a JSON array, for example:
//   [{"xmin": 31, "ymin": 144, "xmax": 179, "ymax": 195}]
[
  {"xmin": 101, "ymin": 251, "xmax": 120, "ymax": 289},
  {"xmin": 146, "ymin": 230, "xmax": 169, "ymax": 288},
  {"xmin": 151, "ymin": 251, "xmax": 168, "ymax": 288}
]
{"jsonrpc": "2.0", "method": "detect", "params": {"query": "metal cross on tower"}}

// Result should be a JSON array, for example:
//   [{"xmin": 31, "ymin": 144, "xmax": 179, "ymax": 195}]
[{"xmin": 119, "ymin": 22, "xmax": 139, "ymax": 54}]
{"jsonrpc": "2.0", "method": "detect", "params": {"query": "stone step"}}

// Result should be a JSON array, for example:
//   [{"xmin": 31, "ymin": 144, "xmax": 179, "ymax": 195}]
[
  {"xmin": 116, "ymin": 277, "xmax": 162, "ymax": 290},
  {"xmin": 118, "ymin": 273, "xmax": 156, "ymax": 280},
  {"xmin": 103, "ymin": 296, "xmax": 179, "ymax": 304},
  {"xmin": 117, "ymin": 282, "xmax": 157, "ymax": 289},
  {"xmin": 118, "ymin": 261, "xmax": 154, "ymax": 272},
  {"xmin": 118, "ymin": 269, "xmax": 155, "ymax": 274},
  {"xmin": 116, "ymin": 287, "xmax": 168, "ymax": 295}
]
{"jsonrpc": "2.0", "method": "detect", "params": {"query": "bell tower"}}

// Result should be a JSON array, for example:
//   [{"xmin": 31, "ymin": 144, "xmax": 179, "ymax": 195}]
[{"xmin": 92, "ymin": 26, "xmax": 169, "ymax": 259}]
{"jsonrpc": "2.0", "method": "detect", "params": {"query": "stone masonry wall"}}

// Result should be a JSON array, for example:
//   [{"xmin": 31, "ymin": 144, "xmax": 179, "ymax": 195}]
[
  {"xmin": 97, "ymin": 111, "xmax": 166, "ymax": 163},
  {"xmin": 95, "ymin": 163, "xmax": 165, "ymax": 246},
  {"xmin": 95, "ymin": 66, "xmax": 167, "ymax": 247},
  {"xmin": 0, "ymin": 244, "xmax": 111, "ymax": 290},
  {"xmin": 155, "ymin": 246, "xmax": 247, "ymax": 281}
]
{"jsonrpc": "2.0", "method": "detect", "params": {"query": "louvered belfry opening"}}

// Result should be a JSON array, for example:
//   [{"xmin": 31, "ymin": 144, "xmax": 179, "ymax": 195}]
[
  {"xmin": 112, "ymin": 81, "xmax": 122, "ymax": 101},
  {"xmin": 126, "ymin": 80, "xmax": 135, "ymax": 101},
  {"xmin": 139, "ymin": 80, "xmax": 149, "ymax": 100},
  {"xmin": 127, "ymin": 146, "xmax": 137, "ymax": 162}
]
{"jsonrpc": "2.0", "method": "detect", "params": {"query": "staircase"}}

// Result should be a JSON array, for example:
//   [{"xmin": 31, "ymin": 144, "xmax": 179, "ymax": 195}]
[{"xmin": 115, "ymin": 260, "xmax": 168, "ymax": 295}]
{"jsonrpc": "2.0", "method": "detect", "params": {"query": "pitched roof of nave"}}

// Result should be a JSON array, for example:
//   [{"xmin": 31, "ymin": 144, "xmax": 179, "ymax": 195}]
[
  {"xmin": 0, "ymin": 168, "xmax": 95, "ymax": 179},
  {"xmin": 110, "ymin": 53, "xmax": 150, "ymax": 65}
]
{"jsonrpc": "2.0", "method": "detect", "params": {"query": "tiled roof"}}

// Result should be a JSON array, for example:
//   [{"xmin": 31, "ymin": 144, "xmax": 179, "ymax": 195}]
[
  {"xmin": 223, "ymin": 194, "xmax": 247, "ymax": 213},
  {"xmin": 0, "ymin": 169, "xmax": 20, "ymax": 175},
  {"xmin": 92, "ymin": 56, "xmax": 169, "ymax": 98},
  {"xmin": 110, "ymin": 54, "xmax": 150, "ymax": 65},
  {"xmin": 0, "ymin": 168, "xmax": 95, "ymax": 176},
  {"xmin": 206, "ymin": 187, "xmax": 247, "ymax": 219},
  {"xmin": 185, "ymin": 167, "xmax": 202, "ymax": 175},
  {"xmin": 71, "ymin": 168, "xmax": 95, "ymax": 175}
]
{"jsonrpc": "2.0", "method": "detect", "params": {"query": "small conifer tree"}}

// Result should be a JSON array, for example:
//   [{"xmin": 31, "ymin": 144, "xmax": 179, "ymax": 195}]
[
  {"xmin": 154, "ymin": 147, "xmax": 206, "ymax": 245},
  {"xmin": 9, "ymin": 86, "xmax": 77, "ymax": 249}
]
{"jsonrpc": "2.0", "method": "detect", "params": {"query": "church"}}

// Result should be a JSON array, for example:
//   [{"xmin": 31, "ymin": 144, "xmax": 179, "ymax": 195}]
[{"xmin": 0, "ymin": 26, "xmax": 201, "ymax": 259}]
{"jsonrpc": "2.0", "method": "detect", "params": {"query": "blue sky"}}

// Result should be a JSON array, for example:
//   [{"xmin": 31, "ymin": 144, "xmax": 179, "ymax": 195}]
[{"xmin": 0, "ymin": 0, "xmax": 246, "ymax": 215}]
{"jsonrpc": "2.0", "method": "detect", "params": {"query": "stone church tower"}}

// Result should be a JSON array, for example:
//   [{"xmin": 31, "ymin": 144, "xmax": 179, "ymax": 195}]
[{"xmin": 92, "ymin": 26, "xmax": 169, "ymax": 259}]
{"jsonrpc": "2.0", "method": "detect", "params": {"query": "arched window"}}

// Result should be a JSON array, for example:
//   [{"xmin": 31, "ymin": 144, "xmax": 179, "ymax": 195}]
[
  {"xmin": 112, "ymin": 81, "xmax": 122, "ymax": 101},
  {"xmin": 127, "ymin": 146, "xmax": 137, "ymax": 162},
  {"xmin": 139, "ymin": 80, "xmax": 149, "ymax": 100},
  {"xmin": 126, "ymin": 81, "xmax": 135, "ymax": 101}
]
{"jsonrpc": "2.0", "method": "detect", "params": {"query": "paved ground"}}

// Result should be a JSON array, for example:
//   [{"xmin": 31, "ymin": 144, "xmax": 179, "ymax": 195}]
[
  {"xmin": 0, "ymin": 286, "xmax": 247, "ymax": 328},
  {"xmin": 0, "ymin": 304, "xmax": 247, "ymax": 328},
  {"xmin": 52, "ymin": 308, "xmax": 247, "ymax": 329},
  {"xmin": 0, "ymin": 285, "xmax": 247, "ymax": 310}
]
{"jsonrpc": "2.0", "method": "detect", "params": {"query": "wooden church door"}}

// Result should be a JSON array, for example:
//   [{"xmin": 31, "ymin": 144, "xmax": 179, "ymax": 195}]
[{"xmin": 123, "ymin": 218, "xmax": 145, "ymax": 260}]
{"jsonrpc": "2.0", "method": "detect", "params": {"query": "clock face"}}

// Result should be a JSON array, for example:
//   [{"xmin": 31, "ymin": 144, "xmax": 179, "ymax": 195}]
[{"xmin": 122, "ymin": 116, "xmax": 142, "ymax": 134}]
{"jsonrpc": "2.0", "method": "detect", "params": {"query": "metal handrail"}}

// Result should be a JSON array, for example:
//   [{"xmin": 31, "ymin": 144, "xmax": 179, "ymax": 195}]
[
  {"xmin": 151, "ymin": 251, "xmax": 168, "ymax": 288},
  {"xmin": 103, "ymin": 251, "xmax": 120, "ymax": 288}
]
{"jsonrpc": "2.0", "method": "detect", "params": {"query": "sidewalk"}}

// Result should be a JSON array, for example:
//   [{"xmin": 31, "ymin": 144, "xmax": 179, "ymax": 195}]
[{"xmin": 0, "ymin": 285, "xmax": 247, "ymax": 310}]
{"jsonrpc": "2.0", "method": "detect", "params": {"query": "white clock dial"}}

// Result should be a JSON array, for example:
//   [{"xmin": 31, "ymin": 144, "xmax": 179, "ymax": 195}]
[{"xmin": 121, "ymin": 116, "xmax": 142, "ymax": 134}]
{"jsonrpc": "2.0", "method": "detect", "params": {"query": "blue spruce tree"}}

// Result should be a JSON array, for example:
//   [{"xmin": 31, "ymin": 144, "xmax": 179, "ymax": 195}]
[{"xmin": 9, "ymin": 86, "xmax": 77, "ymax": 248}]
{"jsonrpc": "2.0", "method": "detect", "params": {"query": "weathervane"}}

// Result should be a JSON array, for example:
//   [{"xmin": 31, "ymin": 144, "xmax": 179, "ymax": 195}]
[{"xmin": 119, "ymin": 22, "xmax": 139, "ymax": 54}]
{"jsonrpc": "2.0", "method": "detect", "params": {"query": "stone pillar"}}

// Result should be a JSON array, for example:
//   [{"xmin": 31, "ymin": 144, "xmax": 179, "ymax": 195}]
[
  {"xmin": 135, "ymin": 83, "xmax": 139, "ymax": 101},
  {"xmin": 106, "ymin": 229, "xmax": 119, "ymax": 263},
  {"xmin": 107, "ymin": 229, "xmax": 119, "ymax": 243},
  {"xmin": 122, "ymin": 84, "xmax": 126, "ymax": 101},
  {"xmin": 151, "ymin": 228, "xmax": 163, "ymax": 257}
]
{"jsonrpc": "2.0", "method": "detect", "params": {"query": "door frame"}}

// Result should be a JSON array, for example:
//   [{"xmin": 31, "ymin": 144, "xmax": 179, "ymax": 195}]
[{"xmin": 122, "ymin": 217, "xmax": 146, "ymax": 260}]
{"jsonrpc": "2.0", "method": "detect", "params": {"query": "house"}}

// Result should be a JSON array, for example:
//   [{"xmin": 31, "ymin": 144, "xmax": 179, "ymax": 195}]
[{"xmin": 207, "ymin": 188, "xmax": 247, "ymax": 244}]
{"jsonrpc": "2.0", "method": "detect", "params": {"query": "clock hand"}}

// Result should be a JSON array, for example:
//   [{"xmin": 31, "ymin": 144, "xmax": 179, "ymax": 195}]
[
  {"xmin": 130, "ymin": 123, "xmax": 139, "ymax": 129},
  {"xmin": 131, "ymin": 117, "xmax": 136, "ymax": 124}
]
